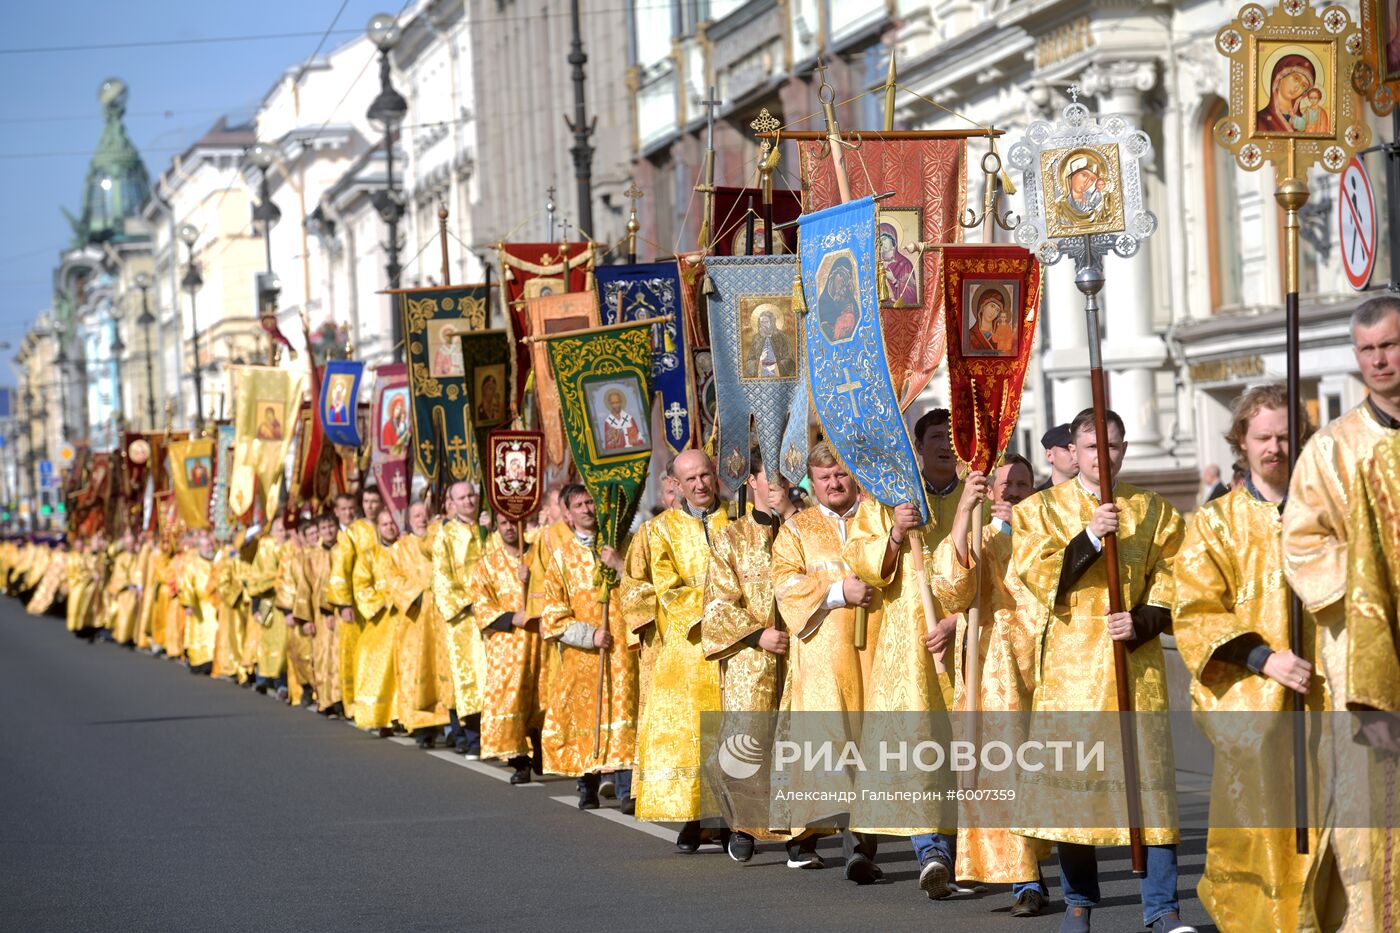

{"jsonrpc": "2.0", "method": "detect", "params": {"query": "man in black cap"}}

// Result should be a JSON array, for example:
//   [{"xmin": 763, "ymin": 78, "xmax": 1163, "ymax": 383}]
[{"xmin": 1035, "ymin": 423, "xmax": 1079, "ymax": 491}]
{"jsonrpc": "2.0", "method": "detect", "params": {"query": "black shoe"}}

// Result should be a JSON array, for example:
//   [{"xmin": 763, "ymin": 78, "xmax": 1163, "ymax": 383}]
[
  {"xmin": 1010, "ymin": 888, "xmax": 1046, "ymax": 917},
  {"xmin": 844, "ymin": 853, "xmax": 883, "ymax": 885},
  {"xmin": 508, "ymin": 756, "xmax": 532, "ymax": 784},
  {"xmin": 784, "ymin": 841, "xmax": 825, "ymax": 869},
  {"xmin": 619, "ymin": 796, "xmax": 636, "ymax": 816},
  {"xmin": 376, "ymin": 727, "xmax": 394, "ymax": 738},
  {"xmin": 577, "ymin": 774, "xmax": 600, "ymax": 810},
  {"xmin": 727, "ymin": 831, "xmax": 755, "ymax": 863},
  {"xmin": 918, "ymin": 854, "xmax": 952, "ymax": 899},
  {"xmin": 1059, "ymin": 906, "xmax": 1091, "ymax": 933},
  {"xmin": 675, "ymin": 821, "xmax": 703, "ymax": 853}
]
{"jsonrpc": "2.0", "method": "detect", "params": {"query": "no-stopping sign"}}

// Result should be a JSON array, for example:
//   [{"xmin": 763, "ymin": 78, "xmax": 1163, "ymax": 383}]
[{"xmin": 1339, "ymin": 156, "xmax": 1376, "ymax": 291}]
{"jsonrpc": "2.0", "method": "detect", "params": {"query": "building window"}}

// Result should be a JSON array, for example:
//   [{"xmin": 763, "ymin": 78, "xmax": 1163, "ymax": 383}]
[{"xmin": 1202, "ymin": 98, "xmax": 1243, "ymax": 311}]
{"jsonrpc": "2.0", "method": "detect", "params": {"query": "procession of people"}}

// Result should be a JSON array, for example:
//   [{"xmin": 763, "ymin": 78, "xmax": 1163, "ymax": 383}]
[{"xmin": 3, "ymin": 296, "xmax": 1396, "ymax": 933}]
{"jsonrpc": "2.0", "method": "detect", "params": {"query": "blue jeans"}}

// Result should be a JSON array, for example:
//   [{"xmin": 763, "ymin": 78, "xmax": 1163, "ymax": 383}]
[
  {"xmin": 613, "ymin": 769, "xmax": 632, "ymax": 801},
  {"xmin": 1011, "ymin": 876, "xmax": 1047, "ymax": 897},
  {"xmin": 1057, "ymin": 842, "xmax": 1179, "ymax": 926},
  {"xmin": 910, "ymin": 832, "xmax": 955, "ymax": 866}
]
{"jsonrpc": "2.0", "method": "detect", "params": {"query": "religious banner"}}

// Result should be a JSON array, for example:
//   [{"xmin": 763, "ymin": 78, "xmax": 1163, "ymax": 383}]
[
  {"xmin": 941, "ymin": 245, "xmax": 1043, "ymax": 473},
  {"xmin": 459, "ymin": 329, "xmax": 512, "ymax": 483},
  {"xmin": 526, "ymin": 291, "xmax": 599, "ymax": 466},
  {"xmin": 370, "ymin": 362, "xmax": 412, "ymax": 530},
  {"xmin": 167, "ymin": 437, "xmax": 215, "ymax": 530},
  {"xmin": 1213, "ymin": 1, "xmax": 1368, "ymax": 176},
  {"xmin": 1358, "ymin": 0, "xmax": 1400, "ymax": 113},
  {"xmin": 704, "ymin": 254, "xmax": 810, "ymax": 493},
  {"xmin": 485, "ymin": 429, "xmax": 545, "ymax": 523},
  {"xmin": 692, "ymin": 347, "xmax": 717, "ymax": 451},
  {"xmin": 543, "ymin": 322, "xmax": 654, "ymax": 581},
  {"xmin": 799, "ymin": 196, "xmax": 929, "ymax": 523},
  {"xmin": 498, "ymin": 242, "xmax": 594, "ymax": 404},
  {"xmin": 595, "ymin": 262, "xmax": 693, "ymax": 456},
  {"xmin": 400, "ymin": 283, "xmax": 489, "ymax": 482},
  {"xmin": 291, "ymin": 402, "xmax": 338, "ymax": 516},
  {"xmin": 710, "ymin": 185, "xmax": 803, "ymax": 256},
  {"xmin": 229, "ymin": 366, "xmax": 302, "ymax": 522},
  {"xmin": 70, "ymin": 451, "xmax": 114, "ymax": 539},
  {"xmin": 319, "ymin": 359, "xmax": 365, "ymax": 449},
  {"xmin": 676, "ymin": 252, "xmax": 708, "ymax": 350},
  {"xmin": 799, "ymin": 137, "xmax": 965, "ymax": 408},
  {"xmin": 211, "ymin": 423, "xmax": 235, "ymax": 541},
  {"xmin": 119, "ymin": 432, "xmax": 152, "ymax": 533},
  {"xmin": 151, "ymin": 431, "xmax": 183, "ymax": 538}
]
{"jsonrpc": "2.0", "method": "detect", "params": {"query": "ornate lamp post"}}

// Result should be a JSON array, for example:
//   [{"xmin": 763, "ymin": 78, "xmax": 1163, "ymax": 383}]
[
  {"xmin": 366, "ymin": 12, "xmax": 407, "ymax": 361},
  {"xmin": 109, "ymin": 302, "xmax": 126, "ymax": 435},
  {"xmin": 133, "ymin": 271, "xmax": 157, "ymax": 431},
  {"xmin": 179, "ymin": 223, "xmax": 205, "ymax": 431}
]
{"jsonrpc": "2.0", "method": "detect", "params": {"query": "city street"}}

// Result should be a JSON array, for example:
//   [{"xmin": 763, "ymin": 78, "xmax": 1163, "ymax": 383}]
[{"xmin": 0, "ymin": 602, "xmax": 1213, "ymax": 932}]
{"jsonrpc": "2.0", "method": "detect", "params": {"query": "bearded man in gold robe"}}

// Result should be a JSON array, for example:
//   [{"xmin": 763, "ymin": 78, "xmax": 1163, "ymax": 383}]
[
  {"xmin": 1283, "ymin": 296, "xmax": 1400, "ymax": 932},
  {"xmin": 771, "ymin": 442, "xmax": 881, "ymax": 876},
  {"xmin": 350, "ymin": 509, "xmax": 401, "ymax": 732},
  {"xmin": 1175, "ymin": 385, "xmax": 1324, "ymax": 933},
  {"xmin": 636, "ymin": 450, "xmax": 729, "ymax": 850},
  {"xmin": 538, "ymin": 483, "xmax": 637, "ymax": 809},
  {"xmin": 386, "ymin": 501, "xmax": 452, "ymax": 748},
  {"xmin": 1010, "ymin": 407, "xmax": 1191, "ymax": 933},
  {"xmin": 468, "ymin": 513, "xmax": 543, "ymax": 783},
  {"xmin": 432, "ymin": 481, "xmax": 489, "ymax": 757},
  {"xmin": 328, "ymin": 488, "xmax": 382, "ymax": 718}
]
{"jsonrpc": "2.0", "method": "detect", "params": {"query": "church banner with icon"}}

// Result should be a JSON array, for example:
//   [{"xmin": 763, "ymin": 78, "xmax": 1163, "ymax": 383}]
[
  {"xmin": 710, "ymin": 185, "xmax": 803, "ymax": 256},
  {"xmin": 498, "ymin": 242, "xmax": 594, "ymax": 405},
  {"xmin": 799, "ymin": 138, "xmax": 966, "ymax": 408},
  {"xmin": 486, "ymin": 429, "xmax": 545, "ymax": 523},
  {"xmin": 595, "ymin": 262, "xmax": 693, "ymax": 456},
  {"xmin": 120, "ymin": 432, "xmax": 152, "ymax": 533},
  {"xmin": 941, "ymin": 245, "xmax": 1042, "ymax": 474},
  {"xmin": 704, "ymin": 254, "xmax": 810, "ymax": 494},
  {"xmin": 459, "ymin": 329, "xmax": 511, "ymax": 483},
  {"xmin": 526, "ymin": 291, "xmax": 599, "ymax": 467},
  {"xmin": 402, "ymin": 284, "xmax": 488, "ymax": 482},
  {"xmin": 370, "ymin": 362, "xmax": 412, "ymax": 530},
  {"xmin": 319, "ymin": 359, "xmax": 364, "ymax": 449},
  {"xmin": 229, "ymin": 365, "xmax": 303, "ymax": 522},
  {"xmin": 799, "ymin": 197, "xmax": 928, "ymax": 523},
  {"xmin": 543, "ymin": 322, "xmax": 654, "ymax": 587},
  {"xmin": 212, "ymin": 423, "xmax": 236, "ymax": 540},
  {"xmin": 168, "ymin": 437, "xmax": 216, "ymax": 530}
]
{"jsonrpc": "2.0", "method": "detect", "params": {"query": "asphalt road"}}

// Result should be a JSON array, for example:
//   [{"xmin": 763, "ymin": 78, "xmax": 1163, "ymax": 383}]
[{"xmin": 0, "ymin": 599, "xmax": 1215, "ymax": 932}]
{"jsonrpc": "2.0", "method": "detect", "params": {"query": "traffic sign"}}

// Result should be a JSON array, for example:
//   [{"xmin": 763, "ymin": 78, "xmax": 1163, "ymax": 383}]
[
  {"xmin": 58, "ymin": 445, "xmax": 74, "ymax": 465},
  {"xmin": 1340, "ymin": 156, "xmax": 1377, "ymax": 291},
  {"xmin": 38, "ymin": 459, "xmax": 52, "ymax": 477}
]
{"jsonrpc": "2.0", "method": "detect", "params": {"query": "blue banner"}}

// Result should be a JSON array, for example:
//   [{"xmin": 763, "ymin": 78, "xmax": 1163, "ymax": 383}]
[
  {"xmin": 799, "ymin": 197, "xmax": 928, "ymax": 522},
  {"xmin": 595, "ymin": 262, "xmax": 692, "ymax": 456},
  {"xmin": 704, "ymin": 254, "xmax": 809, "ymax": 493},
  {"xmin": 319, "ymin": 359, "xmax": 365, "ymax": 449}
]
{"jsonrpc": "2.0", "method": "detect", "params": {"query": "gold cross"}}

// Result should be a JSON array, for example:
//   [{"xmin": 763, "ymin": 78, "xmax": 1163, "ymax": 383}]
[
  {"xmin": 623, "ymin": 180, "xmax": 643, "ymax": 204},
  {"xmin": 750, "ymin": 108, "xmax": 779, "ymax": 136},
  {"xmin": 835, "ymin": 367, "xmax": 863, "ymax": 418}
]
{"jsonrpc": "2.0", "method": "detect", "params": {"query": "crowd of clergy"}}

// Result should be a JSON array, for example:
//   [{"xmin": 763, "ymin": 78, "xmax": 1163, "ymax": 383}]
[{"xmin": 3, "ymin": 298, "xmax": 1399, "ymax": 933}]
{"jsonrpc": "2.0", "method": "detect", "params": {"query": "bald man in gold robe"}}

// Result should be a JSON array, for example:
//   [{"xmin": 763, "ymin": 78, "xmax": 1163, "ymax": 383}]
[{"xmin": 432, "ymin": 481, "xmax": 489, "ymax": 756}]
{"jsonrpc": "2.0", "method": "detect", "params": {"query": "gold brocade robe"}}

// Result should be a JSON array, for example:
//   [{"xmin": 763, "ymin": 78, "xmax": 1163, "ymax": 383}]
[
  {"xmin": 131, "ymin": 545, "xmax": 153, "ymax": 649},
  {"xmin": 636, "ymin": 507, "xmax": 728, "ymax": 823},
  {"xmin": 1344, "ymin": 431, "xmax": 1400, "ymax": 933},
  {"xmin": 27, "ymin": 550, "xmax": 66, "ymax": 616},
  {"xmin": 539, "ymin": 532, "xmax": 638, "ymax": 777},
  {"xmin": 144, "ymin": 549, "xmax": 171, "ymax": 653},
  {"xmin": 164, "ymin": 551, "xmax": 188, "ymax": 659},
  {"xmin": 1010, "ymin": 479, "xmax": 1183, "ymax": 847},
  {"xmin": 1283, "ymin": 400, "xmax": 1396, "ymax": 932},
  {"xmin": 65, "ymin": 552, "xmax": 96, "ymax": 633},
  {"xmin": 178, "ymin": 553, "xmax": 220, "ymax": 668},
  {"xmin": 329, "ymin": 519, "xmax": 376, "ymax": 708},
  {"xmin": 244, "ymin": 536, "xmax": 284, "ymax": 681},
  {"xmin": 106, "ymin": 551, "xmax": 140, "ymax": 645},
  {"xmin": 350, "ymin": 537, "xmax": 398, "ymax": 729},
  {"xmin": 298, "ymin": 546, "xmax": 339, "ymax": 710},
  {"xmin": 1174, "ymin": 486, "xmax": 1327, "ymax": 933},
  {"xmin": 526, "ymin": 521, "xmax": 572, "ymax": 717},
  {"xmin": 702, "ymin": 514, "xmax": 783, "ymax": 712},
  {"xmin": 431, "ymin": 519, "xmax": 489, "ymax": 716},
  {"xmin": 211, "ymin": 551, "xmax": 247, "ymax": 680},
  {"xmin": 620, "ymin": 517, "xmax": 658, "ymax": 719},
  {"xmin": 275, "ymin": 541, "xmax": 312, "ymax": 698},
  {"xmin": 468, "ymin": 532, "xmax": 542, "ymax": 760},
  {"xmin": 931, "ymin": 524, "xmax": 1051, "ymax": 884},
  {"xmin": 385, "ymin": 534, "xmax": 452, "ymax": 732}
]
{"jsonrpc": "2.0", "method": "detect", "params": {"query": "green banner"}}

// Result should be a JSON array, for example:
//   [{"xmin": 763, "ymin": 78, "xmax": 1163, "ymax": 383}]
[{"xmin": 545, "ymin": 323, "xmax": 654, "ymax": 590}]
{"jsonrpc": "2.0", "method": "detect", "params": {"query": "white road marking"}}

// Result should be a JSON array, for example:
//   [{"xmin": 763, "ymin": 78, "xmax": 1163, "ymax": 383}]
[
  {"xmin": 549, "ymin": 796, "xmax": 677, "ymax": 842},
  {"xmin": 389, "ymin": 736, "xmax": 418, "ymax": 747},
  {"xmin": 422, "ymin": 749, "xmax": 545, "ymax": 786}
]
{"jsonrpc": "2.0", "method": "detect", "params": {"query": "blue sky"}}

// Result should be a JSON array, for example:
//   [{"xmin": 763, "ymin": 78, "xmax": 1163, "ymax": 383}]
[{"xmin": 0, "ymin": 1, "xmax": 397, "ymax": 382}]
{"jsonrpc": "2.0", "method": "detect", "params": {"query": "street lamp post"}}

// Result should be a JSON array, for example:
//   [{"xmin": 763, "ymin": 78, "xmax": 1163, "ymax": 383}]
[
  {"xmin": 366, "ymin": 12, "xmax": 407, "ymax": 362},
  {"xmin": 109, "ymin": 303, "xmax": 126, "ymax": 436},
  {"xmin": 179, "ymin": 223, "xmax": 205, "ymax": 432},
  {"xmin": 134, "ymin": 271, "xmax": 157, "ymax": 431}
]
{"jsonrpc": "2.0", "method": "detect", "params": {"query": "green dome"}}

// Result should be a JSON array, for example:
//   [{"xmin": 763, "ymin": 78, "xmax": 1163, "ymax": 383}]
[{"xmin": 67, "ymin": 78, "xmax": 151, "ymax": 245}]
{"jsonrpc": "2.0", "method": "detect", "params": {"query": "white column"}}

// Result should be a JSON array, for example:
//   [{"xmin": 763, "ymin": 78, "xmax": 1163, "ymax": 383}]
[
  {"xmin": 1084, "ymin": 60, "xmax": 1166, "ymax": 460},
  {"xmin": 1043, "ymin": 259, "xmax": 1093, "ymax": 424}
]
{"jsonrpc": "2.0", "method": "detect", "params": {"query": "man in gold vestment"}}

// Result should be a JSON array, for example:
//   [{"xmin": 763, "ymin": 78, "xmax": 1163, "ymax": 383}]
[
  {"xmin": 702, "ymin": 454, "xmax": 794, "ymax": 862},
  {"xmin": 538, "ymin": 484, "xmax": 637, "ymax": 809},
  {"xmin": 297, "ymin": 513, "xmax": 340, "ymax": 714},
  {"xmin": 328, "ymin": 489, "xmax": 382, "ymax": 718},
  {"xmin": 1283, "ymin": 297, "xmax": 1400, "ymax": 932},
  {"xmin": 432, "ymin": 481, "xmax": 489, "ymax": 756},
  {"xmin": 275, "ymin": 516, "xmax": 313, "ymax": 707},
  {"xmin": 636, "ymin": 450, "xmax": 729, "ymax": 849},
  {"xmin": 106, "ymin": 532, "xmax": 140, "ymax": 645},
  {"xmin": 350, "ymin": 510, "xmax": 400, "ymax": 732},
  {"xmin": 621, "ymin": 475, "xmax": 677, "ymax": 724},
  {"xmin": 771, "ymin": 443, "xmax": 881, "ymax": 877},
  {"xmin": 179, "ymin": 530, "xmax": 221, "ymax": 674},
  {"xmin": 468, "ymin": 514, "xmax": 543, "ymax": 782},
  {"xmin": 247, "ymin": 519, "xmax": 287, "ymax": 697},
  {"xmin": 386, "ymin": 502, "xmax": 451, "ymax": 747},
  {"xmin": 1011, "ymin": 408, "xmax": 1191, "ymax": 933},
  {"xmin": 1175, "ymin": 386, "xmax": 1324, "ymax": 933},
  {"xmin": 932, "ymin": 454, "xmax": 1051, "ymax": 915}
]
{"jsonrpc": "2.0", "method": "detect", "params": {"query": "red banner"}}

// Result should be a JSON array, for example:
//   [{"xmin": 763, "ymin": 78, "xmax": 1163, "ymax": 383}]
[
  {"xmin": 370, "ymin": 362, "xmax": 412, "ymax": 530},
  {"xmin": 497, "ymin": 242, "xmax": 594, "ymax": 406},
  {"xmin": 941, "ymin": 245, "xmax": 1042, "ymax": 474},
  {"xmin": 799, "ymin": 138, "xmax": 966, "ymax": 407},
  {"xmin": 485, "ymin": 429, "xmax": 544, "ymax": 523},
  {"xmin": 709, "ymin": 185, "xmax": 802, "ymax": 257}
]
